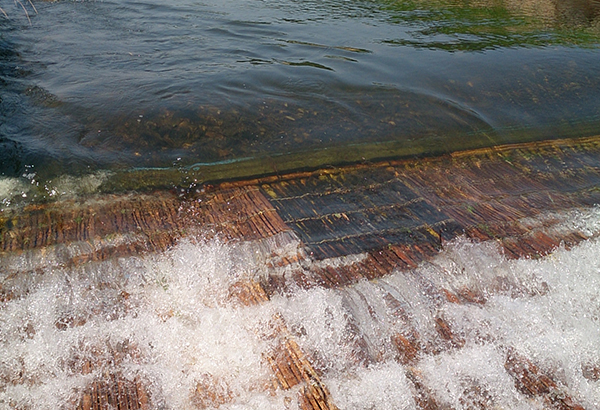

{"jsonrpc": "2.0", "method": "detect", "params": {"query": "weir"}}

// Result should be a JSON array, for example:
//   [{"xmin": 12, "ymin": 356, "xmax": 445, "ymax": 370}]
[{"xmin": 1, "ymin": 136, "xmax": 600, "ymax": 409}]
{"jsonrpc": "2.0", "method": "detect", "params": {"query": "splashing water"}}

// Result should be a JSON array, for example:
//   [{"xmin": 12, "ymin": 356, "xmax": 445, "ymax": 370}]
[{"xmin": 1, "ymin": 205, "xmax": 599, "ymax": 409}]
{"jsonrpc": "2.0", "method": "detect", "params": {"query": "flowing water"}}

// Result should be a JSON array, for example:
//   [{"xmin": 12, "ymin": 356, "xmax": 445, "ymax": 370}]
[
  {"xmin": 2, "ymin": 208, "xmax": 600, "ymax": 409},
  {"xmin": 1, "ymin": 0, "xmax": 600, "ymax": 184},
  {"xmin": 1, "ymin": 0, "xmax": 600, "ymax": 409}
]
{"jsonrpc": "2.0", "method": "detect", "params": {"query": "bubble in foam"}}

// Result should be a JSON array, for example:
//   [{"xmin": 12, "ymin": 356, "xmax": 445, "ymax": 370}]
[
  {"xmin": 326, "ymin": 361, "xmax": 415, "ymax": 410},
  {"xmin": 277, "ymin": 287, "xmax": 356, "ymax": 374},
  {"xmin": 45, "ymin": 171, "xmax": 112, "ymax": 199},
  {"xmin": 0, "ymin": 236, "xmax": 285, "ymax": 409},
  {"xmin": 0, "ymin": 176, "xmax": 34, "ymax": 208},
  {"xmin": 424, "ymin": 232, "xmax": 600, "ymax": 408},
  {"xmin": 420, "ymin": 345, "xmax": 532, "ymax": 410}
]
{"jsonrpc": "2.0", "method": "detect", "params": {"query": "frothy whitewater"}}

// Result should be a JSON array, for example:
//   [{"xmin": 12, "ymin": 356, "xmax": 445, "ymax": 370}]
[{"xmin": 1, "ymin": 207, "xmax": 600, "ymax": 409}]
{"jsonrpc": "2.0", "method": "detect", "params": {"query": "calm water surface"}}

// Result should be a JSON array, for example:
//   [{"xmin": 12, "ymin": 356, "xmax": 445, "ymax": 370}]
[{"xmin": 1, "ymin": 0, "xmax": 600, "ymax": 185}]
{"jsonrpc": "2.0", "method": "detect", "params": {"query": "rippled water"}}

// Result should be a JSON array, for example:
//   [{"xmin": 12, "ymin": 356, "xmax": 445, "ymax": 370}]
[{"xmin": 1, "ymin": 0, "xmax": 600, "ymax": 185}]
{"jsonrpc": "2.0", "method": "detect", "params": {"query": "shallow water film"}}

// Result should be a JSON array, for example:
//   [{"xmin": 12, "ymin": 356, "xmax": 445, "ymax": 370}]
[{"xmin": 1, "ymin": 1, "xmax": 600, "ymax": 409}]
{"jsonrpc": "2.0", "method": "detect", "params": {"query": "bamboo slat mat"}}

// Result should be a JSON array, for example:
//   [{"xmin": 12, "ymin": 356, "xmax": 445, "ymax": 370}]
[{"xmin": 2, "ymin": 135, "xmax": 600, "ymax": 409}]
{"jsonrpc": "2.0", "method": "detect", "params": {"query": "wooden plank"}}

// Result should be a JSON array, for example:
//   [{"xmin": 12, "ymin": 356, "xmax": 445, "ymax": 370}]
[
  {"xmin": 76, "ymin": 375, "xmax": 150, "ymax": 410},
  {"xmin": 505, "ymin": 349, "xmax": 585, "ymax": 410}
]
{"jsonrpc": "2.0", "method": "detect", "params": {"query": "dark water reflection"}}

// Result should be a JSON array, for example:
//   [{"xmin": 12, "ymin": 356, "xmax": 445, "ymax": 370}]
[{"xmin": 1, "ymin": 0, "xmax": 599, "ymax": 187}]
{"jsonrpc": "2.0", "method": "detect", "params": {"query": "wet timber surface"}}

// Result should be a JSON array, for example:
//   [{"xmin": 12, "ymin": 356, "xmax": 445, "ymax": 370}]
[{"xmin": 2, "ymin": 136, "xmax": 600, "ymax": 409}]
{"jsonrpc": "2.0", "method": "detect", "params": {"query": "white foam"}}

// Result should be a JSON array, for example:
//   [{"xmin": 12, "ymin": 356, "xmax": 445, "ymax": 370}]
[
  {"xmin": 0, "ymin": 237, "xmax": 282, "ymax": 408},
  {"xmin": 0, "ymin": 177, "xmax": 34, "ymax": 209},
  {"xmin": 276, "ymin": 286, "xmax": 355, "ymax": 373},
  {"xmin": 326, "ymin": 361, "xmax": 415, "ymax": 410},
  {"xmin": 2, "ymin": 207, "xmax": 600, "ymax": 408},
  {"xmin": 419, "ymin": 345, "xmax": 532, "ymax": 410},
  {"xmin": 0, "ymin": 171, "xmax": 111, "ymax": 211},
  {"xmin": 43, "ymin": 171, "xmax": 112, "ymax": 200}
]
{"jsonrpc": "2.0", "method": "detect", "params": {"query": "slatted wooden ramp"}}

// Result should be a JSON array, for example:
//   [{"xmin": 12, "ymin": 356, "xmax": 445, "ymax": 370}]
[{"xmin": 2, "ymin": 135, "xmax": 600, "ymax": 409}]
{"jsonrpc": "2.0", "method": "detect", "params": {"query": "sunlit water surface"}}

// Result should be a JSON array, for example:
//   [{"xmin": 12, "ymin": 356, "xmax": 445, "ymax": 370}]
[{"xmin": 1, "ymin": 0, "xmax": 600, "ymax": 183}]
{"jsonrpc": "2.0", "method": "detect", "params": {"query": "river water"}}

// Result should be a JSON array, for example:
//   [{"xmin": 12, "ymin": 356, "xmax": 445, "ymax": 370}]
[
  {"xmin": 1, "ymin": 0, "xmax": 600, "ymax": 185},
  {"xmin": 1, "ymin": 1, "xmax": 600, "ymax": 409}
]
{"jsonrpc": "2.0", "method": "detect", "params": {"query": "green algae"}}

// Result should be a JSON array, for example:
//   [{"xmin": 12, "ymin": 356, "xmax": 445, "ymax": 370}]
[{"xmin": 97, "ymin": 129, "xmax": 600, "ymax": 193}]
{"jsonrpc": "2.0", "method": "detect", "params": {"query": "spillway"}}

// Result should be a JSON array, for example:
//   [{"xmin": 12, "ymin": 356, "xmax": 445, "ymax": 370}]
[{"xmin": 1, "ymin": 136, "xmax": 600, "ymax": 409}]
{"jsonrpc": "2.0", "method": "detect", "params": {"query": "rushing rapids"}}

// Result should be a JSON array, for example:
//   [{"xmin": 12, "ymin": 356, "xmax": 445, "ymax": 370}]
[{"xmin": 1, "ymin": 136, "xmax": 600, "ymax": 409}]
